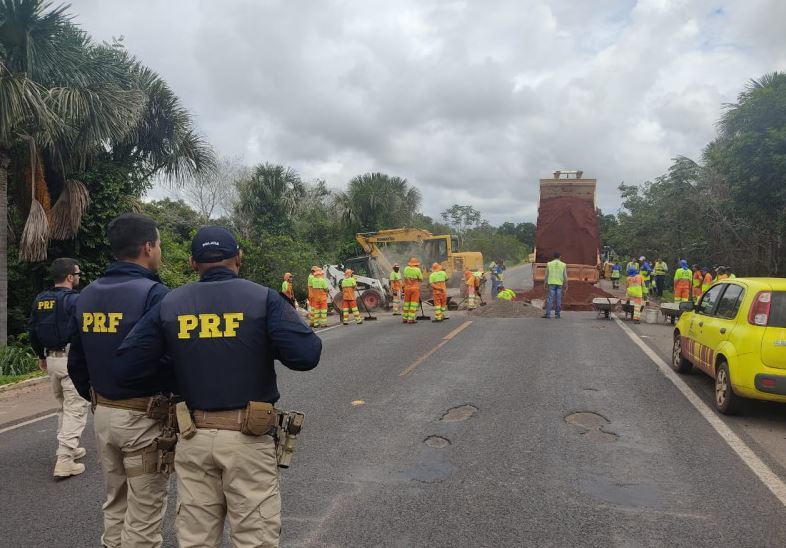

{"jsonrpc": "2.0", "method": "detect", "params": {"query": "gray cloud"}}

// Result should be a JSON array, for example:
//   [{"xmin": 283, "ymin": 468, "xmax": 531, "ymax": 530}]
[{"xmin": 71, "ymin": 0, "xmax": 786, "ymax": 223}]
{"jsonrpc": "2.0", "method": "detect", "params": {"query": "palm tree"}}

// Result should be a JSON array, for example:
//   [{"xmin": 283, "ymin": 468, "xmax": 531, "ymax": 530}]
[
  {"xmin": 234, "ymin": 163, "xmax": 306, "ymax": 235},
  {"xmin": 0, "ymin": 0, "xmax": 214, "ymax": 344},
  {"xmin": 334, "ymin": 172, "xmax": 421, "ymax": 231}
]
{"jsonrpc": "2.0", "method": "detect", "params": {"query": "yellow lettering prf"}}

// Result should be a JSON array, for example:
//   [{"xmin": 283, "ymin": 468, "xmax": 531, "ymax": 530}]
[
  {"xmin": 93, "ymin": 312, "xmax": 107, "ymax": 333},
  {"xmin": 222, "ymin": 313, "xmax": 244, "ymax": 337},
  {"xmin": 178, "ymin": 315, "xmax": 199, "ymax": 339},
  {"xmin": 107, "ymin": 313, "xmax": 123, "ymax": 333},
  {"xmin": 199, "ymin": 314, "xmax": 222, "ymax": 338},
  {"xmin": 82, "ymin": 313, "xmax": 94, "ymax": 333}
]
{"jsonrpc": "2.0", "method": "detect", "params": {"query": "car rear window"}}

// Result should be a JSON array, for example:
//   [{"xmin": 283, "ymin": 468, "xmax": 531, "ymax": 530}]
[{"xmin": 770, "ymin": 292, "xmax": 786, "ymax": 327}]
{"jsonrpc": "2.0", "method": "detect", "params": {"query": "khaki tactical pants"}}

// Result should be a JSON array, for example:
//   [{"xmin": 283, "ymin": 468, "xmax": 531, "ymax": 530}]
[
  {"xmin": 48, "ymin": 356, "xmax": 88, "ymax": 458},
  {"xmin": 176, "ymin": 429, "xmax": 281, "ymax": 548},
  {"xmin": 93, "ymin": 406, "xmax": 169, "ymax": 548}
]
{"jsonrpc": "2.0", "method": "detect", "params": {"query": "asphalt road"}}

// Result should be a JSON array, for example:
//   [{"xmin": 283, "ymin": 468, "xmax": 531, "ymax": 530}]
[{"xmin": 4, "ymin": 266, "xmax": 786, "ymax": 547}]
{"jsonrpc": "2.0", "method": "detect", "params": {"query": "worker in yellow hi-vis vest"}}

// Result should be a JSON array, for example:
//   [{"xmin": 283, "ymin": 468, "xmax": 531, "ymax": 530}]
[{"xmin": 543, "ymin": 251, "xmax": 567, "ymax": 319}]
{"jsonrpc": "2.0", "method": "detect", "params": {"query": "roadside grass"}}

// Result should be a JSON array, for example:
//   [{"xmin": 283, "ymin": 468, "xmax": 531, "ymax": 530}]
[{"xmin": 0, "ymin": 370, "xmax": 45, "ymax": 386}]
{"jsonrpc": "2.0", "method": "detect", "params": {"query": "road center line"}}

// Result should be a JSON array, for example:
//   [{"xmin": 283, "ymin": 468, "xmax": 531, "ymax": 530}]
[
  {"xmin": 443, "ymin": 320, "xmax": 473, "ymax": 340},
  {"xmin": 400, "ymin": 320, "xmax": 472, "ymax": 378},
  {"xmin": 613, "ymin": 314, "xmax": 786, "ymax": 507},
  {"xmin": 0, "ymin": 413, "xmax": 57, "ymax": 435}
]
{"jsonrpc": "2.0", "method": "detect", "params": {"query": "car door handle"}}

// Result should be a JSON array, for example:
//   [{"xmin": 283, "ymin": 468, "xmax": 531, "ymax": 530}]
[{"xmin": 720, "ymin": 327, "xmax": 727, "ymax": 334}]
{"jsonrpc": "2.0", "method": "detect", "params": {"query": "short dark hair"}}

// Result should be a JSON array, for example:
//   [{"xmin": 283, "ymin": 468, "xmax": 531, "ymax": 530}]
[
  {"xmin": 50, "ymin": 257, "xmax": 79, "ymax": 283},
  {"xmin": 553, "ymin": 251, "xmax": 561, "ymax": 258},
  {"xmin": 107, "ymin": 213, "xmax": 159, "ymax": 260}
]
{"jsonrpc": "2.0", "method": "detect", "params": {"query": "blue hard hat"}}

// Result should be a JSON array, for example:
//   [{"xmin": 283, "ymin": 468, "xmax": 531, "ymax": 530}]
[
  {"xmin": 627, "ymin": 266, "xmax": 638, "ymax": 276},
  {"xmin": 679, "ymin": 259, "xmax": 689, "ymax": 269}
]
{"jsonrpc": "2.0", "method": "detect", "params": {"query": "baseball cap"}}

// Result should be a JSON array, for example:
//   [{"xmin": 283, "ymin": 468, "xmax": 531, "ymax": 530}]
[{"xmin": 191, "ymin": 226, "xmax": 240, "ymax": 263}]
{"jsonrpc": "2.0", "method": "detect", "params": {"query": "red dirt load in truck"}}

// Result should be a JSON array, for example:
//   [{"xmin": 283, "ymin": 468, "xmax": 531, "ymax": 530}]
[{"xmin": 534, "ymin": 196, "xmax": 600, "ymax": 266}]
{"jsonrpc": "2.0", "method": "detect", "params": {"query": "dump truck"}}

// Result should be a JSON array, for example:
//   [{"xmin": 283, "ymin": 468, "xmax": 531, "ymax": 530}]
[
  {"xmin": 532, "ymin": 170, "xmax": 601, "ymax": 283},
  {"xmin": 354, "ymin": 228, "xmax": 485, "ymax": 308}
]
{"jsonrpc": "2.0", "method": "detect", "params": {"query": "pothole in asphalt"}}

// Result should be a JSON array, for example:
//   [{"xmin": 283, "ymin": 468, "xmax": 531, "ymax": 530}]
[
  {"xmin": 440, "ymin": 404, "xmax": 478, "ymax": 422},
  {"xmin": 565, "ymin": 411, "xmax": 619, "ymax": 442},
  {"xmin": 424, "ymin": 435, "xmax": 451, "ymax": 448}
]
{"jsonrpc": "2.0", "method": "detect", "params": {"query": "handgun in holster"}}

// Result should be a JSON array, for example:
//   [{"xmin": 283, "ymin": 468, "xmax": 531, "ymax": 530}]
[{"xmin": 275, "ymin": 411, "xmax": 305, "ymax": 469}]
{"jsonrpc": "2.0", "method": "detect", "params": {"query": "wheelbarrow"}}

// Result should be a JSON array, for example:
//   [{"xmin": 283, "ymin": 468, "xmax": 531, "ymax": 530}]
[
  {"xmin": 660, "ymin": 302, "xmax": 684, "ymax": 325},
  {"xmin": 592, "ymin": 297, "xmax": 620, "ymax": 319}
]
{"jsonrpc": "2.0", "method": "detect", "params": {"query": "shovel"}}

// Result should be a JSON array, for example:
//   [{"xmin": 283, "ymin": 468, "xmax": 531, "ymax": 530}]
[
  {"xmin": 357, "ymin": 289, "xmax": 378, "ymax": 321},
  {"xmin": 416, "ymin": 299, "xmax": 431, "ymax": 321}
]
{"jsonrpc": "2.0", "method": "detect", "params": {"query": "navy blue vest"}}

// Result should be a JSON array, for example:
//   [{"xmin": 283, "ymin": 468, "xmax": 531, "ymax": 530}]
[
  {"xmin": 75, "ymin": 275, "xmax": 159, "ymax": 399},
  {"xmin": 31, "ymin": 288, "xmax": 77, "ymax": 350},
  {"xmin": 159, "ymin": 277, "xmax": 275, "ymax": 410}
]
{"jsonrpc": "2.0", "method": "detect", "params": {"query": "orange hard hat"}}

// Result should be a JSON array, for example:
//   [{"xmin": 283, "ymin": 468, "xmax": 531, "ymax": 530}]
[
  {"xmin": 284, "ymin": 272, "xmax": 292, "ymax": 280},
  {"xmin": 310, "ymin": 265, "xmax": 319, "ymax": 273},
  {"xmin": 408, "ymin": 257, "xmax": 420, "ymax": 267},
  {"xmin": 344, "ymin": 269, "xmax": 353, "ymax": 277},
  {"xmin": 431, "ymin": 262, "xmax": 442, "ymax": 271}
]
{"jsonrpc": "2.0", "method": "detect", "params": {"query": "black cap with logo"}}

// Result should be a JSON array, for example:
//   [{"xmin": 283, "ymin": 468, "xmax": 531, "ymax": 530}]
[{"xmin": 191, "ymin": 226, "xmax": 240, "ymax": 263}]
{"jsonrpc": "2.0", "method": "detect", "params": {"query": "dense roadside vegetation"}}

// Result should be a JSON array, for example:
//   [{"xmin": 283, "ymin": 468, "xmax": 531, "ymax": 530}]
[{"xmin": 599, "ymin": 73, "xmax": 786, "ymax": 276}]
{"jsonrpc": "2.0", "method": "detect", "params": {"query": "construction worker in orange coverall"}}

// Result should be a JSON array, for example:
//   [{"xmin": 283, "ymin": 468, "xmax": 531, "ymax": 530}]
[
  {"xmin": 340, "ymin": 269, "xmax": 364, "ymax": 325},
  {"xmin": 389, "ymin": 263, "xmax": 402, "ymax": 315},
  {"xmin": 429, "ymin": 263, "xmax": 449, "ymax": 322},
  {"xmin": 403, "ymin": 257, "xmax": 423, "ymax": 324},
  {"xmin": 310, "ymin": 268, "xmax": 329, "ymax": 328},
  {"xmin": 626, "ymin": 266, "xmax": 644, "ymax": 322},
  {"xmin": 464, "ymin": 268, "xmax": 479, "ymax": 310},
  {"xmin": 673, "ymin": 259, "xmax": 692, "ymax": 303}
]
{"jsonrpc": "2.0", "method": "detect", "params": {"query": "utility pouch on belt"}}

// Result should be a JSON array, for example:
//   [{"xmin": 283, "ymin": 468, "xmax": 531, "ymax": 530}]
[
  {"xmin": 146, "ymin": 395, "xmax": 170, "ymax": 421},
  {"xmin": 175, "ymin": 402, "xmax": 197, "ymax": 440},
  {"xmin": 241, "ymin": 401, "xmax": 276, "ymax": 436}
]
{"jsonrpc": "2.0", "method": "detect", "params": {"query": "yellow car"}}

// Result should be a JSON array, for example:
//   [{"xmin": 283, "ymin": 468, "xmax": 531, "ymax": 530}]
[{"xmin": 672, "ymin": 278, "xmax": 786, "ymax": 414}]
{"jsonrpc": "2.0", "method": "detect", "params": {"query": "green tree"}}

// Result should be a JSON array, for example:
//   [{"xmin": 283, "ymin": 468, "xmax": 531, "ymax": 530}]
[
  {"xmin": 498, "ymin": 221, "xmax": 536, "ymax": 247},
  {"xmin": 440, "ymin": 204, "xmax": 482, "ymax": 245},
  {"xmin": 334, "ymin": 172, "xmax": 421, "ymax": 232},
  {"xmin": 234, "ymin": 163, "xmax": 306, "ymax": 236},
  {"xmin": 0, "ymin": 0, "xmax": 213, "ymax": 342}
]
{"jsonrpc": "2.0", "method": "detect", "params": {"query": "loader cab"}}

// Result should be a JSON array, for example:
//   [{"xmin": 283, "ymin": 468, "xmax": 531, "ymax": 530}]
[
  {"xmin": 422, "ymin": 236, "xmax": 451, "ymax": 269},
  {"xmin": 344, "ymin": 256, "xmax": 377, "ymax": 279}
]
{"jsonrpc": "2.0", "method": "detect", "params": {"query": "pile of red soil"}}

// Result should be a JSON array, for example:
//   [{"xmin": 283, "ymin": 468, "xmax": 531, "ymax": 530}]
[
  {"xmin": 519, "ymin": 282, "xmax": 614, "ymax": 311},
  {"xmin": 534, "ymin": 196, "xmax": 599, "ymax": 265}
]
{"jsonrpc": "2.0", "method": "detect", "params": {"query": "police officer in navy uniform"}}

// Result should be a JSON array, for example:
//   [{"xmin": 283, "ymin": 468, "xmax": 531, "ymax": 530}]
[
  {"xmin": 67, "ymin": 213, "xmax": 171, "ymax": 548},
  {"xmin": 28, "ymin": 257, "xmax": 89, "ymax": 478},
  {"xmin": 114, "ymin": 226, "xmax": 322, "ymax": 548}
]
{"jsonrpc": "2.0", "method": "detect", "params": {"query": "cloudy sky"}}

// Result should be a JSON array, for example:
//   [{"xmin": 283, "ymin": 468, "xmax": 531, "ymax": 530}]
[{"xmin": 70, "ymin": 0, "xmax": 786, "ymax": 224}]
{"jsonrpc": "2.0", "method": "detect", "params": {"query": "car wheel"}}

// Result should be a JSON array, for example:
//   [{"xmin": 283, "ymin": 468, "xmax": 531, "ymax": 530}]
[
  {"xmin": 715, "ymin": 361, "xmax": 741, "ymax": 415},
  {"xmin": 671, "ymin": 334, "xmax": 692, "ymax": 374}
]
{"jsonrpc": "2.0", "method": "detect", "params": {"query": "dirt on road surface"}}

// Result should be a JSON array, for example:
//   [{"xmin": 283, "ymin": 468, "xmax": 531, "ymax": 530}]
[
  {"xmin": 469, "ymin": 299, "xmax": 543, "ymax": 318},
  {"xmin": 520, "ymin": 281, "xmax": 614, "ymax": 311}
]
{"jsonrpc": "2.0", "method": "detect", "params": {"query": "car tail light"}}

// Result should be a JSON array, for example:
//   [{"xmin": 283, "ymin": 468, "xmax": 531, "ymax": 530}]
[{"xmin": 748, "ymin": 291, "xmax": 772, "ymax": 326}]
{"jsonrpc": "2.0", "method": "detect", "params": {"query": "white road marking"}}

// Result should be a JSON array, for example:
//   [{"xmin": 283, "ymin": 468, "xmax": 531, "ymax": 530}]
[
  {"xmin": 613, "ymin": 314, "xmax": 786, "ymax": 507},
  {"xmin": 315, "ymin": 325, "xmax": 342, "ymax": 334},
  {"xmin": 0, "ymin": 413, "xmax": 57, "ymax": 435}
]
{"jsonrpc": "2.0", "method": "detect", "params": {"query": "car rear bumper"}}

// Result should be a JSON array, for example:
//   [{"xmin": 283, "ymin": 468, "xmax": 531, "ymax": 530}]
[{"xmin": 754, "ymin": 374, "xmax": 786, "ymax": 396}]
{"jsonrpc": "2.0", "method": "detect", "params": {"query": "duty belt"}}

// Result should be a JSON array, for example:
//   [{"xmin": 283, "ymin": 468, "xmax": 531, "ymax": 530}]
[
  {"xmin": 192, "ymin": 409, "xmax": 245, "ymax": 431},
  {"xmin": 95, "ymin": 393, "xmax": 151, "ymax": 412},
  {"xmin": 191, "ymin": 408, "xmax": 278, "ymax": 434}
]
